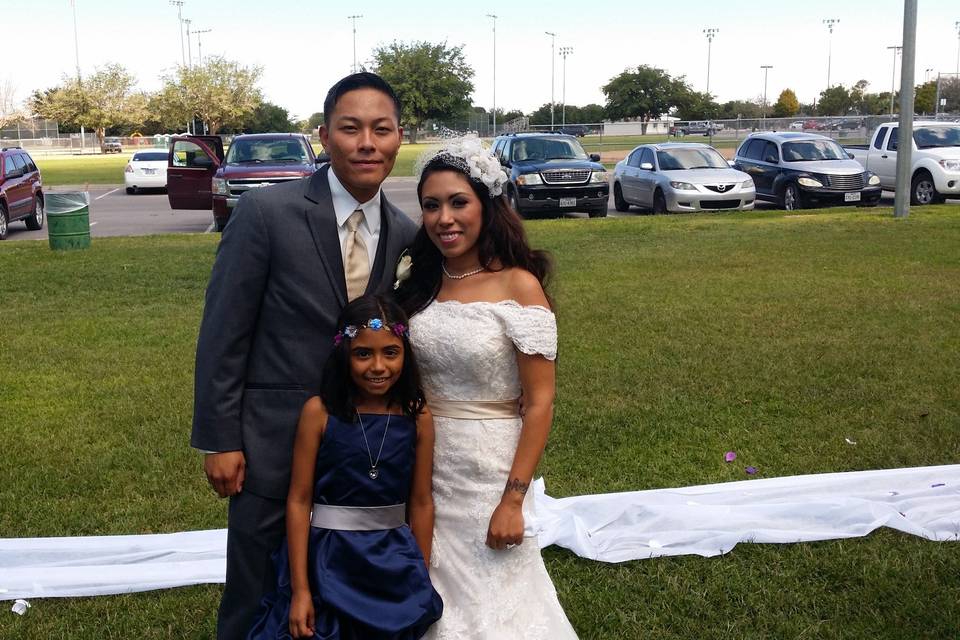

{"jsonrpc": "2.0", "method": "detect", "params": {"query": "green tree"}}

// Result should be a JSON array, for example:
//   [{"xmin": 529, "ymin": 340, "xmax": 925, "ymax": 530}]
[
  {"xmin": 673, "ymin": 90, "xmax": 719, "ymax": 121},
  {"xmin": 305, "ymin": 111, "xmax": 324, "ymax": 133},
  {"xmin": 500, "ymin": 109, "xmax": 525, "ymax": 124},
  {"xmin": 915, "ymin": 81, "xmax": 937, "ymax": 114},
  {"xmin": 578, "ymin": 104, "xmax": 606, "ymax": 123},
  {"xmin": 772, "ymin": 89, "xmax": 800, "ymax": 117},
  {"xmin": 372, "ymin": 41, "xmax": 474, "ymax": 143},
  {"xmin": 602, "ymin": 65, "xmax": 690, "ymax": 133},
  {"xmin": 716, "ymin": 100, "xmax": 763, "ymax": 119},
  {"xmin": 527, "ymin": 103, "xmax": 554, "ymax": 126},
  {"xmin": 817, "ymin": 85, "xmax": 853, "ymax": 116},
  {"xmin": 240, "ymin": 101, "xmax": 297, "ymax": 133},
  {"xmin": 156, "ymin": 57, "xmax": 262, "ymax": 134},
  {"xmin": 30, "ymin": 64, "xmax": 147, "ymax": 151}
]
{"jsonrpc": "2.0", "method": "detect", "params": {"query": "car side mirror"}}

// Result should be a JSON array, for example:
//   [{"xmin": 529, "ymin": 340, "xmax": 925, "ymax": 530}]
[
  {"xmin": 589, "ymin": 153, "xmax": 601, "ymax": 162},
  {"xmin": 640, "ymin": 162, "xmax": 654, "ymax": 171},
  {"xmin": 316, "ymin": 152, "xmax": 330, "ymax": 165},
  {"xmin": 848, "ymin": 153, "xmax": 855, "ymax": 159}
]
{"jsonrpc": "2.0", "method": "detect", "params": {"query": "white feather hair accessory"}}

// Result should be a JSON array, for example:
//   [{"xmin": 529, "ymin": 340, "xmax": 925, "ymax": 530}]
[{"xmin": 414, "ymin": 134, "xmax": 509, "ymax": 197}]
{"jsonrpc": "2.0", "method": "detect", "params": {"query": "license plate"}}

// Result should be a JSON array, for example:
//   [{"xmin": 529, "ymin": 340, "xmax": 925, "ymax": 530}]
[
  {"xmin": 143, "ymin": 168, "xmax": 157, "ymax": 175},
  {"xmin": 559, "ymin": 197, "xmax": 576, "ymax": 207},
  {"xmin": 844, "ymin": 192, "xmax": 861, "ymax": 202}
]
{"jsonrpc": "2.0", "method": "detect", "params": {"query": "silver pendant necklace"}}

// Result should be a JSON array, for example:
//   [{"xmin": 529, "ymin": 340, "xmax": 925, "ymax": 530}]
[
  {"xmin": 356, "ymin": 410, "xmax": 390, "ymax": 480},
  {"xmin": 442, "ymin": 261, "xmax": 486, "ymax": 280}
]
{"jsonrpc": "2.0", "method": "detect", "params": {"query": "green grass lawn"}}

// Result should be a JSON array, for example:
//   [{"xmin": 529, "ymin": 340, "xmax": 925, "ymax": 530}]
[{"xmin": 2, "ymin": 205, "xmax": 960, "ymax": 638}]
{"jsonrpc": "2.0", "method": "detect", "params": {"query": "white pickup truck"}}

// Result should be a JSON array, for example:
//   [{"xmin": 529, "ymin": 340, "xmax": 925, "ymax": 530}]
[{"xmin": 844, "ymin": 121, "xmax": 960, "ymax": 204}]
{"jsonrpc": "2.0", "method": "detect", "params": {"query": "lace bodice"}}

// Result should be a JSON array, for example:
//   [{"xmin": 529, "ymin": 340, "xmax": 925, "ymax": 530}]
[{"xmin": 408, "ymin": 300, "xmax": 557, "ymax": 402}]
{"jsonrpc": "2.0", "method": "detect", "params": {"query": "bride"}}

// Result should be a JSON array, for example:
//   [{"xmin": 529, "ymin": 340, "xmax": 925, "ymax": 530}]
[{"xmin": 395, "ymin": 137, "xmax": 578, "ymax": 639}]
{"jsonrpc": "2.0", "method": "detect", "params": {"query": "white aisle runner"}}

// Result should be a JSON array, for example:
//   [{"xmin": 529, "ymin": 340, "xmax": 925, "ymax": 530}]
[{"xmin": 2, "ymin": 465, "xmax": 958, "ymax": 601}]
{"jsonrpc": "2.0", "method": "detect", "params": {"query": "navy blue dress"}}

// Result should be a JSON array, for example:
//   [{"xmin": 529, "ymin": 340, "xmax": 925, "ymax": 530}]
[{"xmin": 248, "ymin": 413, "xmax": 443, "ymax": 640}]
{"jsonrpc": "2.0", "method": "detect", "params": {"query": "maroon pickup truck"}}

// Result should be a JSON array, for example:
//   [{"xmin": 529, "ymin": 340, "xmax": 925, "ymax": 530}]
[{"xmin": 167, "ymin": 133, "xmax": 322, "ymax": 231}]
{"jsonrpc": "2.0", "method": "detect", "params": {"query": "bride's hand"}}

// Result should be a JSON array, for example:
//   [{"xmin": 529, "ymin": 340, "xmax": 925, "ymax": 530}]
[{"xmin": 486, "ymin": 501, "xmax": 524, "ymax": 550}]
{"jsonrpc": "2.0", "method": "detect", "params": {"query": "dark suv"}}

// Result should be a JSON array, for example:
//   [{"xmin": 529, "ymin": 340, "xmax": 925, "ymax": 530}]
[
  {"xmin": 0, "ymin": 147, "xmax": 44, "ymax": 240},
  {"xmin": 492, "ymin": 132, "xmax": 609, "ymax": 218}
]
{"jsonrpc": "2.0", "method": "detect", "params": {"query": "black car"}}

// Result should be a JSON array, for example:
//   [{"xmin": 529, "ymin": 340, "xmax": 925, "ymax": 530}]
[
  {"xmin": 491, "ymin": 132, "xmax": 609, "ymax": 218},
  {"xmin": 733, "ymin": 132, "xmax": 882, "ymax": 210}
]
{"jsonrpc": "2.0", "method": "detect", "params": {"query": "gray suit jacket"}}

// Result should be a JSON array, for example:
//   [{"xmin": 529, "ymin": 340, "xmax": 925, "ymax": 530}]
[{"xmin": 191, "ymin": 165, "xmax": 418, "ymax": 499}]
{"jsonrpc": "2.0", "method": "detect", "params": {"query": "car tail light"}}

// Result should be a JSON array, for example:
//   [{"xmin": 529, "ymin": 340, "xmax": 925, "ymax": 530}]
[{"xmin": 125, "ymin": 164, "xmax": 133, "ymax": 173}]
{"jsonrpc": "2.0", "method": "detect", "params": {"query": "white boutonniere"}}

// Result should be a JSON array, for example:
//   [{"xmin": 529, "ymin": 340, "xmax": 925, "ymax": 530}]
[{"xmin": 393, "ymin": 250, "xmax": 413, "ymax": 290}]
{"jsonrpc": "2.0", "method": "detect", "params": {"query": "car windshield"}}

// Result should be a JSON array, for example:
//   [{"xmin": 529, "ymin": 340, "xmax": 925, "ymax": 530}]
[
  {"xmin": 781, "ymin": 140, "xmax": 847, "ymax": 162},
  {"xmin": 226, "ymin": 138, "xmax": 310, "ymax": 164},
  {"xmin": 913, "ymin": 126, "xmax": 960, "ymax": 149},
  {"xmin": 511, "ymin": 137, "xmax": 588, "ymax": 162},
  {"xmin": 133, "ymin": 152, "xmax": 168, "ymax": 162},
  {"xmin": 656, "ymin": 147, "xmax": 728, "ymax": 170}
]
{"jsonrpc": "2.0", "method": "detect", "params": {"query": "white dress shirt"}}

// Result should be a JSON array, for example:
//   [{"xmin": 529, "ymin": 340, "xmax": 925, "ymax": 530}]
[{"xmin": 328, "ymin": 167, "xmax": 381, "ymax": 267}]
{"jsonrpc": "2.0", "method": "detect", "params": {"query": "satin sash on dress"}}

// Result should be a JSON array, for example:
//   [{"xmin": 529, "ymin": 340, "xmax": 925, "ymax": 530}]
[
  {"xmin": 310, "ymin": 503, "xmax": 407, "ymax": 531},
  {"xmin": 427, "ymin": 397, "xmax": 520, "ymax": 420}
]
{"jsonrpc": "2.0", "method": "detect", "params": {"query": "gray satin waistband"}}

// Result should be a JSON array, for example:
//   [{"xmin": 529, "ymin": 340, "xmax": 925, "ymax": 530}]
[
  {"xmin": 428, "ymin": 397, "xmax": 520, "ymax": 420},
  {"xmin": 310, "ymin": 503, "xmax": 406, "ymax": 531}
]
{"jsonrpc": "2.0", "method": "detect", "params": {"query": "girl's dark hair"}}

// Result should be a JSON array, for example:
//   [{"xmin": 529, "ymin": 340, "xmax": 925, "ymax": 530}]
[
  {"xmin": 395, "ymin": 155, "xmax": 553, "ymax": 316},
  {"xmin": 321, "ymin": 294, "xmax": 425, "ymax": 422}
]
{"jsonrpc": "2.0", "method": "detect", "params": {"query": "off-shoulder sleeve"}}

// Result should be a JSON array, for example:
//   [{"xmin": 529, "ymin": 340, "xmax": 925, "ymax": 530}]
[{"xmin": 498, "ymin": 303, "xmax": 557, "ymax": 361}]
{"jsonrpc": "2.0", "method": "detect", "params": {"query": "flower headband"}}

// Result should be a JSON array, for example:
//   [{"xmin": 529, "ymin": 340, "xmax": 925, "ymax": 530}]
[
  {"xmin": 414, "ymin": 135, "xmax": 509, "ymax": 197},
  {"xmin": 334, "ymin": 318, "xmax": 409, "ymax": 346}
]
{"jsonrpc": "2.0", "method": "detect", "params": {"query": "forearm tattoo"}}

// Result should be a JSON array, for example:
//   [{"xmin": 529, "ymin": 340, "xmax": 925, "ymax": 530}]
[{"xmin": 504, "ymin": 478, "xmax": 529, "ymax": 495}]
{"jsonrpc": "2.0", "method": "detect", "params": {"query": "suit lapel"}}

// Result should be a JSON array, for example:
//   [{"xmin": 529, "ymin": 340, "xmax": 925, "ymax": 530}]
[
  {"xmin": 367, "ymin": 193, "xmax": 409, "ymax": 294},
  {"xmin": 303, "ymin": 166, "xmax": 348, "ymax": 307}
]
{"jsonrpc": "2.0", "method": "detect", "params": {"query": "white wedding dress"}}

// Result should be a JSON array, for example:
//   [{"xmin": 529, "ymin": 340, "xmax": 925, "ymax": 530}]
[{"xmin": 409, "ymin": 299, "xmax": 578, "ymax": 640}]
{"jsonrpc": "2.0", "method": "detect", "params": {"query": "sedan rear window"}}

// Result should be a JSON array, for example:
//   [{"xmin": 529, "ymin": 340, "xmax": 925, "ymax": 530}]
[{"xmin": 133, "ymin": 152, "xmax": 168, "ymax": 162}]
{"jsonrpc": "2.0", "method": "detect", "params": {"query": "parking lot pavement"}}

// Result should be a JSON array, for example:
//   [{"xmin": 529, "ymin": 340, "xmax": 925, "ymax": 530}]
[{"xmin": 1, "ymin": 183, "xmax": 936, "ymax": 242}]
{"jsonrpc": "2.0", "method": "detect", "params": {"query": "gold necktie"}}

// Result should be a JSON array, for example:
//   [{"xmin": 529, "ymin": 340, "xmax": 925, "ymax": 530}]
[{"xmin": 343, "ymin": 209, "xmax": 369, "ymax": 302}]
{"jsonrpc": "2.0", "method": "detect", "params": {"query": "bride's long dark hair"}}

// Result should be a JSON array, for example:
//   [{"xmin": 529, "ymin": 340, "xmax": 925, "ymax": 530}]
[{"xmin": 394, "ymin": 155, "xmax": 553, "ymax": 317}]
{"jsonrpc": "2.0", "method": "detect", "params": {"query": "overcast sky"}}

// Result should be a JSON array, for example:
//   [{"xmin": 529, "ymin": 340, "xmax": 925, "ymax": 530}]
[{"xmin": 4, "ymin": 0, "xmax": 958, "ymax": 121}]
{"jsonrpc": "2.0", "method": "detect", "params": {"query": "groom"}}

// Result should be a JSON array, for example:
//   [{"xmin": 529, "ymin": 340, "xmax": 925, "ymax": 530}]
[{"xmin": 191, "ymin": 72, "xmax": 417, "ymax": 639}]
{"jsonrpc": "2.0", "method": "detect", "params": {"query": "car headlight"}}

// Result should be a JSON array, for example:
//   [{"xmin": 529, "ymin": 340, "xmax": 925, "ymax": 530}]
[
  {"xmin": 212, "ymin": 177, "xmax": 229, "ymax": 195},
  {"xmin": 797, "ymin": 177, "xmax": 823, "ymax": 188},
  {"xmin": 939, "ymin": 159, "xmax": 960, "ymax": 172},
  {"xmin": 740, "ymin": 178, "xmax": 754, "ymax": 189},
  {"xmin": 868, "ymin": 174, "xmax": 881, "ymax": 186},
  {"xmin": 669, "ymin": 181, "xmax": 697, "ymax": 191},
  {"xmin": 589, "ymin": 170, "xmax": 608, "ymax": 183},
  {"xmin": 516, "ymin": 173, "xmax": 543, "ymax": 186}
]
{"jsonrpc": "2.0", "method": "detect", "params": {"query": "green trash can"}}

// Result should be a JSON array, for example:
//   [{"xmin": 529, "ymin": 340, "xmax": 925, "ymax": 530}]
[{"xmin": 47, "ymin": 192, "xmax": 91, "ymax": 250}]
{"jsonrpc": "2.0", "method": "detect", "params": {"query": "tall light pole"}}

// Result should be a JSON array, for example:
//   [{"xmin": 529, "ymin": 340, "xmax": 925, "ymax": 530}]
[
  {"xmin": 887, "ymin": 45, "xmax": 902, "ymax": 115},
  {"xmin": 170, "ymin": 1, "xmax": 185, "ymax": 66},
  {"xmin": 193, "ymin": 28, "xmax": 211, "ymax": 65},
  {"xmin": 487, "ymin": 14, "xmax": 497, "ymax": 136},
  {"xmin": 924, "ymin": 68, "xmax": 933, "ymax": 83},
  {"xmin": 184, "ymin": 19, "xmax": 193, "ymax": 67},
  {"xmin": 348, "ymin": 15, "xmax": 363, "ymax": 74},
  {"xmin": 545, "ymin": 31, "xmax": 556, "ymax": 129},
  {"xmin": 894, "ymin": 0, "xmax": 917, "ymax": 219},
  {"xmin": 955, "ymin": 20, "xmax": 960, "ymax": 75},
  {"xmin": 760, "ymin": 65, "xmax": 773, "ymax": 124},
  {"xmin": 559, "ymin": 46, "xmax": 573, "ymax": 126},
  {"xmin": 823, "ymin": 18, "xmax": 839, "ymax": 89},
  {"xmin": 69, "ymin": 0, "xmax": 85, "ymax": 150},
  {"xmin": 703, "ymin": 28, "xmax": 718, "ymax": 96}
]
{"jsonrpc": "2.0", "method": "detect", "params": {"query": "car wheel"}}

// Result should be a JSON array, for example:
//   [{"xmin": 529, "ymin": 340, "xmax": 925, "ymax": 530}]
[
  {"xmin": 0, "ymin": 205, "xmax": 8, "ymax": 240},
  {"xmin": 910, "ymin": 172, "xmax": 937, "ymax": 206},
  {"xmin": 214, "ymin": 218, "xmax": 226, "ymax": 232},
  {"xmin": 613, "ymin": 183, "xmax": 630, "ymax": 212},
  {"xmin": 25, "ymin": 194, "xmax": 44, "ymax": 230},
  {"xmin": 652, "ymin": 190, "xmax": 667, "ymax": 214},
  {"xmin": 508, "ymin": 189, "xmax": 525, "ymax": 219},
  {"xmin": 126, "ymin": 187, "xmax": 135, "ymax": 195},
  {"xmin": 781, "ymin": 183, "xmax": 802, "ymax": 211}
]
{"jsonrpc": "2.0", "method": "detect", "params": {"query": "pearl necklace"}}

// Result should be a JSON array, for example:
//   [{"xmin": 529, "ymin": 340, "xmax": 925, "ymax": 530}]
[{"xmin": 442, "ymin": 261, "xmax": 486, "ymax": 280}]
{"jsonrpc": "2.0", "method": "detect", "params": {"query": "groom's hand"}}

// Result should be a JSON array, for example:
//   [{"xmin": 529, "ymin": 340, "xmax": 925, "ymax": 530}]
[{"xmin": 204, "ymin": 451, "xmax": 246, "ymax": 497}]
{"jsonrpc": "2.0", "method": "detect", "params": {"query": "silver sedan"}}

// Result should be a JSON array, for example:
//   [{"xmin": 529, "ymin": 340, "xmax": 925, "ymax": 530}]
[{"xmin": 612, "ymin": 143, "xmax": 756, "ymax": 213}]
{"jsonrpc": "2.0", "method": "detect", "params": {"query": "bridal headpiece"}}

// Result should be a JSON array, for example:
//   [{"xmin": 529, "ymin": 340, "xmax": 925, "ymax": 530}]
[{"xmin": 415, "ymin": 135, "xmax": 508, "ymax": 197}]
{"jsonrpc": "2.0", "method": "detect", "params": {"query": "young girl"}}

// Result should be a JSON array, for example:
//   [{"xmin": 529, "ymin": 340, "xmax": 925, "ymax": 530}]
[{"xmin": 247, "ymin": 294, "xmax": 443, "ymax": 640}]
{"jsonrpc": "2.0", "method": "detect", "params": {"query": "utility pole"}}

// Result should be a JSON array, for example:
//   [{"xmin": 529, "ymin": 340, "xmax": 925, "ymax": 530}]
[
  {"xmin": 348, "ymin": 15, "xmax": 363, "ymax": 74},
  {"xmin": 559, "ymin": 46, "xmax": 573, "ymax": 127},
  {"xmin": 170, "ymin": 1, "xmax": 185, "ymax": 66},
  {"xmin": 760, "ymin": 65, "xmax": 773, "ymax": 124},
  {"xmin": 487, "ymin": 14, "xmax": 497, "ymax": 136},
  {"xmin": 823, "ymin": 18, "xmax": 839, "ymax": 89},
  {"xmin": 545, "ymin": 31, "xmax": 556, "ymax": 129},
  {"xmin": 193, "ymin": 28, "xmax": 211, "ymax": 66},
  {"xmin": 955, "ymin": 20, "xmax": 960, "ymax": 75},
  {"xmin": 703, "ymin": 28, "xmax": 718, "ymax": 96},
  {"xmin": 887, "ymin": 45, "xmax": 902, "ymax": 115},
  {"xmin": 184, "ymin": 19, "xmax": 193, "ymax": 68},
  {"xmin": 69, "ymin": 0, "xmax": 84, "ymax": 150},
  {"xmin": 894, "ymin": 0, "xmax": 917, "ymax": 219}
]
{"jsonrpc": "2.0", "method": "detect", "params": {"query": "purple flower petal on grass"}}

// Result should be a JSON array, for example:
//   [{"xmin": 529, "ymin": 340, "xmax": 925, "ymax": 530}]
[
  {"xmin": 724, "ymin": 451, "xmax": 737, "ymax": 463},
  {"xmin": 745, "ymin": 466, "xmax": 757, "ymax": 475}
]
